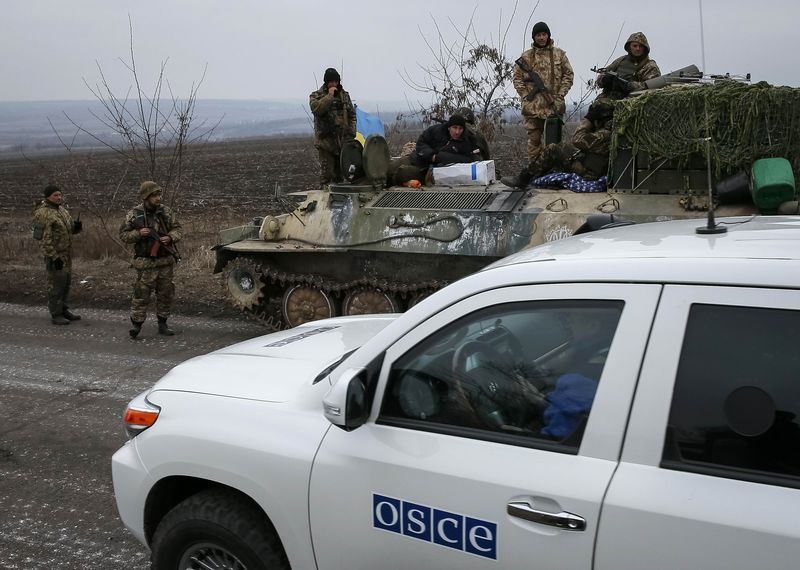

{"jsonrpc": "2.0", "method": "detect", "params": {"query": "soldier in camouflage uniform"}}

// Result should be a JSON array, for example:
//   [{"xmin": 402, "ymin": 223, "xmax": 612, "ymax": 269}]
[
  {"xmin": 596, "ymin": 32, "xmax": 661, "ymax": 99},
  {"xmin": 119, "ymin": 181, "xmax": 182, "ymax": 339},
  {"xmin": 309, "ymin": 67, "xmax": 357, "ymax": 186},
  {"xmin": 32, "ymin": 185, "xmax": 83, "ymax": 325},
  {"xmin": 501, "ymin": 98, "xmax": 615, "ymax": 189},
  {"xmin": 513, "ymin": 21, "xmax": 574, "ymax": 161}
]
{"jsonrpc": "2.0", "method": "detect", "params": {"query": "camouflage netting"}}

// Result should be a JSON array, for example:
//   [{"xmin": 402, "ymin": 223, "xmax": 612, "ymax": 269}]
[{"xmin": 610, "ymin": 81, "xmax": 800, "ymax": 178}]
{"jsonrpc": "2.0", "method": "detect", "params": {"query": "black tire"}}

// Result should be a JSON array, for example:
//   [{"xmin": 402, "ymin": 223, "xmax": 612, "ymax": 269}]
[{"xmin": 151, "ymin": 488, "xmax": 290, "ymax": 570}]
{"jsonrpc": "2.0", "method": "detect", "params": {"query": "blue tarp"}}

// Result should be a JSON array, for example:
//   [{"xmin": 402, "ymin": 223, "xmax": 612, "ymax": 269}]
[{"xmin": 356, "ymin": 107, "xmax": 385, "ymax": 140}]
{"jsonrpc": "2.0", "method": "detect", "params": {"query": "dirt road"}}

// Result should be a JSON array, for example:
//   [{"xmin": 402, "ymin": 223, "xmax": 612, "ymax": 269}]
[{"xmin": 0, "ymin": 302, "xmax": 266, "ymax": 569}]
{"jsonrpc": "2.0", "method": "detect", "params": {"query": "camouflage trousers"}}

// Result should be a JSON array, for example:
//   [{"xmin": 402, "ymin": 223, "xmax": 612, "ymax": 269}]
[
  {"xmin": 523, "ymin": 116, "xmax": 545, "ymax": 161},
  {"xmin": 526, "ymin": 142, "xmax": 606, "ymax": 180},
  {"xmin": 129, "ymin": 257, "xmax": 176, "ymax": 323},
  {"xmin": 44, "ymin": 257, "xmax": 72, "ymax": 316},
  {"xmin": 317, "ymin": 146, "xmax": 342, "ymax": 186}
]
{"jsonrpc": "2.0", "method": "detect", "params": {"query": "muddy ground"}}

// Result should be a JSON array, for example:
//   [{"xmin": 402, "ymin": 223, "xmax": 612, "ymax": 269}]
[{"xmin": 0, "ymin": 133, "xmax": 527, "ymax": 321}]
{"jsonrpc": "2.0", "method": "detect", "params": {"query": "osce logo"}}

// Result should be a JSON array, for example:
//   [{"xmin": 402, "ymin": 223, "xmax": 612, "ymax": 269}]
[{"xmin": 372, "ymin": 493, "xmax": 498, "ymax": 560}]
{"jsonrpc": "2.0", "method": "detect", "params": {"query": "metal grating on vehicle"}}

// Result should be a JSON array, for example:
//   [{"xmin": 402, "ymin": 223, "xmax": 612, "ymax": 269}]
[{"xmin": 370, "ymin": 191, "xmax": 491, "ymax": 211}]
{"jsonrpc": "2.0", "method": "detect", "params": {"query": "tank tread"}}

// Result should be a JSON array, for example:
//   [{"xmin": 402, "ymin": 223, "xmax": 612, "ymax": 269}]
[{"xmin": 246, "ymin": 264, "xmax": 448, "ymax": 330}]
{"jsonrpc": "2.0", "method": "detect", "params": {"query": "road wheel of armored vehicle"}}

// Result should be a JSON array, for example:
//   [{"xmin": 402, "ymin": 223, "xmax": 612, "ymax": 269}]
[
  {"xmin": 151, "ymin": 488, "xmax": 289, "ymax": 570},
  {"xmin": 282, "ymin": 284, "xmax": 338, "ymax": 327},
  {"xmin": 223, "ymin": 258, "xmax": 265, "ymax": 312},
  {"xmin": 342, "ymin": 287, "xmax": 401, "ymax": 316}
]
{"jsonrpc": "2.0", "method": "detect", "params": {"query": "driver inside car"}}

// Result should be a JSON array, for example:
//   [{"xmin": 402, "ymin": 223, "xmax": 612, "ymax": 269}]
[{"xmin": 540, "ymin": 309, "xmax": 620, "ymax": 439}]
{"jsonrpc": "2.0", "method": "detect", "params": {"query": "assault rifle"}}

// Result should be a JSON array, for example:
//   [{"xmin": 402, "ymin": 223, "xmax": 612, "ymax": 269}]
[
  {"xmin": 515, "ymin": 58, "xmax": 549, "ymax": 101},
  {"xmin": 591, "ymin": 66, "xmax": 631, "ymax": 93},
  {"xmin": 133, "ymin": 213, "xmax": 181, "ymax": 261}
]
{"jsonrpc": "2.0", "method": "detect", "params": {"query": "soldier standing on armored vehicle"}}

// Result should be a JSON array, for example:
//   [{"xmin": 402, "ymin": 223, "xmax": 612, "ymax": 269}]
[
  {"xmin": 512, "ymin": 21, "xmax": 574, "ymax": 161},
  {"xmin": 309, "ymin": 67, "xmax": 356, "ymax": 186},
  {"xmin": 502, "ymin": 98, "xmax": 615, "ymax": 189},
  {"xmin": 32, "ymin": 185, "xmax": 83, "ymax": 325},
  {"xmin": 596, "ymin": 32, "xmax": 661, "ymax": 99},
  {"xmin": 119, "ymin": 182, "xmax": 182, "ymax": 339}
]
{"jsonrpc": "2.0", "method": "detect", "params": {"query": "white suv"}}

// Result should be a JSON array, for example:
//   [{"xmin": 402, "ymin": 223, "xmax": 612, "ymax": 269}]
[{"xmin": 112, "ymin": 216, "xmax": 800, "ymax": 570}]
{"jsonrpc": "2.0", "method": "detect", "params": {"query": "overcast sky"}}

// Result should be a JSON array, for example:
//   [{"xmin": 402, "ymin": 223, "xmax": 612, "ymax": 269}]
[{"xmin": 2, "ymin": 0, "xmax": 797, "ymax": 110}]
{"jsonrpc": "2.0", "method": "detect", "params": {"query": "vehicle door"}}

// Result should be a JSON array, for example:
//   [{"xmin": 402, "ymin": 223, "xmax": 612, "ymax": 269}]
[
  {"xmin": 310, "ymin": 283, "xmax": 661, "ymax": 570},
  {"xmin": 596, "ymin": 285, "xmax": 800, "ymax": 569}
]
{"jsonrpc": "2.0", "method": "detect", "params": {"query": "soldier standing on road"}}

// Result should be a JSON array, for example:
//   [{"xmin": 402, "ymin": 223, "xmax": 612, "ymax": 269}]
[
  {"xmin": 119, "ymin": 181, "xmax": 182, "ymax": 339},
  {"xmin": 309, "ymin": 67, "xmax": 357, "ymax": 186},
  {"xmin": 32, "ymin": 185, "xmax": 83, "ymax": 325},
  {"xmin": 596, "ymin": 32, "xmax": 661, "ymax": 99},
  {"xmin": 513, "ymin": 21, "xmax": 574, "ymax": 161}
]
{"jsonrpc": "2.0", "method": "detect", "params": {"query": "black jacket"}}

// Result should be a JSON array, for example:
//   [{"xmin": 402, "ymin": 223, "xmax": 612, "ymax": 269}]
[{"xmin": 412, "ymin": 124, "xmax": 479, "ymax": 168}]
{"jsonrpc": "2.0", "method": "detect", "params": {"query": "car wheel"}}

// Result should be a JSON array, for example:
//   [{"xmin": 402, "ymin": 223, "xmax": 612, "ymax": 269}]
[{"xmin": 151, "ymin": 488, "xmax": 290, "ymax": 570}]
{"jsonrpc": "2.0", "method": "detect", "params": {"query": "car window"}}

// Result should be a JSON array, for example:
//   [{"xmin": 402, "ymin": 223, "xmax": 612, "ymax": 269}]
[
  {"xmin": 663, "ymin": 304, "xmax": 800, "ymax": 486},
  {"xmin": 379, "ymin": 300, "xmax": 624, "ymax": 451}
]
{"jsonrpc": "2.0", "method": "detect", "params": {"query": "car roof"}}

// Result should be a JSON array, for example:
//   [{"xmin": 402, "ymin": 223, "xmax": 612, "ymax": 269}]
[
  {"xmin": 494, "ymin": 216, "xmax": 800, "ymax": 266},
  {"xmin": 474, "ymin": 216, "xmax": 800, "ymax": 290}
]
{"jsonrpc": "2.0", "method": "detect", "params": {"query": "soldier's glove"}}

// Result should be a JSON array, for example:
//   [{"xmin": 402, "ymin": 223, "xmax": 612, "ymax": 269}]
[
  {"xmin": 72, "ymin": 220, "xmax": 83, "ymax": 234},
  {"xmin": 53, "ymin": 258, "xmax": 64, "ymax": 270},
  {"xmin": 598, "ymin": 74, "xmax": 614, "ymax": 90}
]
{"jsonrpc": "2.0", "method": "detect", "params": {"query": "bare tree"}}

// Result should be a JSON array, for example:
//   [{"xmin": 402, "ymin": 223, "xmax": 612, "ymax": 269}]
[
  {"xmin": 399, "ymin": 2, "xmax": 528, "ymax": 142},
  {"xmin": 39, "ymin": 16, "xmax": 219, "ymax": 253},
  {"xmin": 56, "ymin": 16, "xmax": 218, "ymax": 207}
]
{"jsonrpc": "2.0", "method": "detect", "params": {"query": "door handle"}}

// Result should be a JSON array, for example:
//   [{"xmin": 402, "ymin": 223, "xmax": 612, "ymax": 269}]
[{"xmin": 507, "ymin": 501, "xmax": 586, "ymax": 531}]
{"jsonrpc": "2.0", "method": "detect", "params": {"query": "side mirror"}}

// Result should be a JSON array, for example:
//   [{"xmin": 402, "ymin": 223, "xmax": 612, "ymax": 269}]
[{"xmin": 323, "ymin": 367, "xmax": 369, "ymax": 430}]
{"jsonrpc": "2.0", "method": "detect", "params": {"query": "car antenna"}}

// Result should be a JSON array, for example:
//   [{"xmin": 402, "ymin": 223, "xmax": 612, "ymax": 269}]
[{"xmin": 695, "ymin": 0, "xmax": 726, "ymax": 235}]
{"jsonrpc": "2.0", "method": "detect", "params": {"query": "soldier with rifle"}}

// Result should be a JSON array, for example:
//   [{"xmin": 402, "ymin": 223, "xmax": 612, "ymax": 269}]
[
  {"xmin": 595, "ymin": 32, "xmax": 661, "ymax": 100},
  {"xmin": 512, "ymin": 21, "xmax": 574, "ymax": 161},
  {"xmin": 119, "ymin": 181, "xmax": 182, "ymax": 339}
]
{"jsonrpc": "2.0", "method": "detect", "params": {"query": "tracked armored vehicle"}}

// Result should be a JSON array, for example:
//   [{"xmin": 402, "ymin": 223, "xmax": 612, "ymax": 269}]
[{"xmin": 214, "ymin": 81, "xmax": 798, "ymax": 328}]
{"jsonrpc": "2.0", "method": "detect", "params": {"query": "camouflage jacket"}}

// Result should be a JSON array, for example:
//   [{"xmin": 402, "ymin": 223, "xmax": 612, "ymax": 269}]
[
  {"xmin": 600, "ymin": 32, "xmax": 661, "ymax": 98},
  {"xmin": 119, "ymin": 204, "xmax": 182, "ymax": 260},
  {"xmin": 572, "ymin": 118, "xmax": 613, "ymax": 178},
  {"xmin": 601, "ymin": 54, "xmax": 661, "ymax": 97},
  {"xmin": 32, "ymin": 200, "xmax": 75, "ymax": 261},
  {"xmin": 513, "ymin": 40, "xmax": 574, "ymax": 119},
  {"xmin": 309, "ymin": 85, "xmax": 356, "ymax": 153}
]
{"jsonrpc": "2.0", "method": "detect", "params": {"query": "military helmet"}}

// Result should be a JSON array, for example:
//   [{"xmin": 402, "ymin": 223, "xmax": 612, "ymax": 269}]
[
  {"xmin": 585, "ymin": 98, "xmax": 615, "ymax": 121},
  {"xmin": 139, "ymin": 181, "xmax": 162, "ymax": 201}
]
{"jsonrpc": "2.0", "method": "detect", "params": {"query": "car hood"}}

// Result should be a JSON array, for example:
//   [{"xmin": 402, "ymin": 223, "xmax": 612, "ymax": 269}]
[{"xmin": 151, "ymin": 315, "xmax": 397, "ymax": 402}]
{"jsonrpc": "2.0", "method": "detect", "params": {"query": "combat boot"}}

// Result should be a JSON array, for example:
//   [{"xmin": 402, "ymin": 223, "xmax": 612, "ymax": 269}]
[
  {"xmin": 63, "ymin": 309, "xmax": 81, "ymax": 321},
  {"xmin": 51, "ymin": 315, "xmax": 70, "ymax": 325},
  {"xmin": 129, "ymin": 319, "xmax": 144, "ymax": 339},
  {"xmin": 157, "ymin": 316, "xmax": 175, "ymax": 336},
  {"xmin": 501, "ymin": 167, "xmax": 534, "ymax": 190}
]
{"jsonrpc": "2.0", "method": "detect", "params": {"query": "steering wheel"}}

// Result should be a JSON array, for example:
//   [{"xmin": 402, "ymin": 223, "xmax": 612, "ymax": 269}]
[{"xmin": 451, "ymin": 340, "xmax": 544, "ymax": 430}]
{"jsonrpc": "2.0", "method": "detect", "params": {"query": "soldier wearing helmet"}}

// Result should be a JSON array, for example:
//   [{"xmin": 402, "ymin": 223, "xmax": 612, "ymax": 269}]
[
  {"xmin": 596, "ymin": 32, "xmax": 661, "ymax": 99},
  {"xmin": 119, "ymin": 181, "xmax": 182, "ymax": 338},
  {"xmin": 501, "ymin": 98, "xmax": 615, "ymax": 189}
]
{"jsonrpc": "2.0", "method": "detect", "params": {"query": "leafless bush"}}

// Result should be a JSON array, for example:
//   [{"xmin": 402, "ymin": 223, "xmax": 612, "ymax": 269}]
[{"xmin": 399, "ymin": 2, "xmax": 531, "ymax": 143}]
